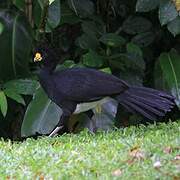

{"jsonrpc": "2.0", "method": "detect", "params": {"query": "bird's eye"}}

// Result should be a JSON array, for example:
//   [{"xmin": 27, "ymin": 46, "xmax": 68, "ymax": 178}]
[{"xmin": 34, "ymin": 52, "xmax": 42, "ymax": 62}]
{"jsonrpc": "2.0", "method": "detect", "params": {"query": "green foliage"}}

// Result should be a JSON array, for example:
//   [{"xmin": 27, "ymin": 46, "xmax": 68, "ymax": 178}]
[
  {"xmin": 0, "ymin": 79, "xmax": 39, "ymax": 117},
  {"xmin": 83, "ymin": 50, "xmax": 104, "ymax": 67},
  {"xmin": 0, "ymin": 91, "xmax": 7, "ymax": 117},
  {"xmin": 68, "ymin": 0, "xmax": 95, "ymax": 17},
  {"xmin": 74, "ymin": 98, "xmax": 118, "ymax": 132},
  {"xmin": 4, "ymin": 79, "xmax": 39, "ymax": 95},
  {"xmin": 167, "ymin": 16, "xmax": 180, "ymax": 36},
  {"xmin": 0, "ymin": 21, "xmax": 4, "ymax": 34},
  {"xmin": 136, "ymin": 0, "xmax": 160, "ymax": 12},
  {"xmin": 47, "ymin": 0, "xmax": 61, "ymax": 30},
  {"xmin": 4, "ymin": 89, "xmax": 25, "ymax": 106},
  {"xmin": 21, "ymin": 87, "xmax": 62, "ymax": 137},
  {"xmin": 99, "ymin": 33, "xmax": 126, "ymax": 47},
  {"xmin": 60, "ymin": 2, "xmax": 80, "ymax": 24},
  {"xmin": 12, "ymin": 0, "xmax": 25, "ymax": 10},
  {"xmin": 159, "ymin": 50, "xmax": 180, "ymax": 108},
  {"xmin": 159, "ymin": 0, "xmax": 178, "ymax": 25},
  {"xmin": 122, "ymin": 16, "xmax": 152, "ymax": 35},
  {"xmin": 0, "ymin": 10, "xmax": 32, "ymax": 81},
  {"xmin": 0, "ymin": 0, "xmax": 179, "ymax": 138},
  {"xmin": 136, "ymin": 0, "xmax": 180, "ymax": 36},
  {"xmin": 126, "ymin": 42, "xmax": 143, "ymax": 57},
  {"xmin": 76, "ymin": 33, "xmax": 99, "ymax": 50}
]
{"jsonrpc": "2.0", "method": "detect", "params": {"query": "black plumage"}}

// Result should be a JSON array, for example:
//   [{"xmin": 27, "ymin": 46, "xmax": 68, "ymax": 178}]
[{"xmin": 34, "ymin": 48, "xmax": 175, "ymax": 136}]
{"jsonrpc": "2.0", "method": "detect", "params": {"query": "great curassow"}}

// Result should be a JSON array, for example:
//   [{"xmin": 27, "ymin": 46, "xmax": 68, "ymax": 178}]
[{"xmin": 34, "ymin": 47, "xmax": 175, "ymax": 137}]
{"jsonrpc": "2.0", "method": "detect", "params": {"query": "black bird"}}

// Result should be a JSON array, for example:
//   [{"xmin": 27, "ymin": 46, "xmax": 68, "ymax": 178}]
[{"xmin": 34, "ymin": 48, "xmax": 175, "ymax": 136}]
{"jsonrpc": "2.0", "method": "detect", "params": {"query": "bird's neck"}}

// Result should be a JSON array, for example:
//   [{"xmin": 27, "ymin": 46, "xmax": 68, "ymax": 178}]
[
  {"xmin": 42, "ymin": 62, "xmax": 56, "ymax": 74},
  {"xmin": 39, "ymin": 68, "xmax": 54, "ymax": 98}
]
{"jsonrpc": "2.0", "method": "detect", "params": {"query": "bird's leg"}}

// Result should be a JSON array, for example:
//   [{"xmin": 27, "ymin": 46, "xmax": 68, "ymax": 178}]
[
  {"xmin": 49, "ymin": 114, "xmax": 70, "ymax": 137},
  {"xmin": 49, "ymin": 102, "xmax": 77, "ymax": 137},
  {"xmin": 49, "ymin": 126, "xmax": 63, "ymax": 137}
]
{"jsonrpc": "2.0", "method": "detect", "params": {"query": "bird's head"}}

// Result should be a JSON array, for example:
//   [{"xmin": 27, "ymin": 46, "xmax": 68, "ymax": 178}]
[
  {"xmin": 33, "ymin": 45, "xmax": 58, "ymax": 72},
  {"xmin": 34, "ymin": 52, "xmax": 43, "ymax": 62},
  {"xmin": 33, "ymin": 46, "xmax": 49, "ymax": 63}
]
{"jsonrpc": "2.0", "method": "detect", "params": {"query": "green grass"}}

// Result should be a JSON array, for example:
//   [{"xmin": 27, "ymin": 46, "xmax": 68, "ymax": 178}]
[{"xmin": 0, "ymin": 121, "xmax": 179, "ymax": 179}]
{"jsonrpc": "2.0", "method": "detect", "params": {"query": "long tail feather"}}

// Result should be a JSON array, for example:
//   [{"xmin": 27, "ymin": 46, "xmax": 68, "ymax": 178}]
[{"xmin": 116, "ymin": 86, "xmax": 175, "ymax": 120}]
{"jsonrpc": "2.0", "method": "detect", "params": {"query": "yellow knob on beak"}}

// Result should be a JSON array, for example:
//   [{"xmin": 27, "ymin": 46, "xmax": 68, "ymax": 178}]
[{"xmin": 34, "ymin": 52, "xmax": 42, "ymax": 62}]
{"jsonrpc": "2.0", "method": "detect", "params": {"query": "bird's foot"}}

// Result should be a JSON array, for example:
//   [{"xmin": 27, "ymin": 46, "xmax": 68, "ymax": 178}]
[{"xmin": 49, "ymin": 126, "xmax": 63, "ymax": 137}]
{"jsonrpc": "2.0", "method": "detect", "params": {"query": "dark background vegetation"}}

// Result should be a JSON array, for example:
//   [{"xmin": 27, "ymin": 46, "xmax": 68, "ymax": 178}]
[{"xmin": 0, "ymin": 0, "xmax": 179, "ymax": 139}]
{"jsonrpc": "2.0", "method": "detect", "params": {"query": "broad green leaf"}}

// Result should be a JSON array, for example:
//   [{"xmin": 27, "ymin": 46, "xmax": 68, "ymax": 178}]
[
  {"xmin": 68, "ymin": 0, "xmax": 95, "ymax": 17},
  {"xmin": 109, "ymin": 52, "xmax": 145, "ymax": 85},
  {"xmin": 70, "ymin": 112, "xmax": 115, "ymax": 133},
  {"xmin": 100, "ymin": 67, "xmax": 112, "ymax": 74},
  {"xmin": 4, "ymin": 79, "xmax": 39, "ymax": 95},
  {"xmin": 63, "ymin": 60, "xmax": 77, "ymax": 68},
  {"xmin": 99, "ymin": 33, "xmax": 126, "ymax": 47},
  {"xmin": 93, "ymin": 99, "xmax": 118, "ymax": 118},
  {"xmin": 126, "ymin": 53, "xmax": 145, "ymax": 70},
  {"xmin": 72, "ymin": 98, "xmax": 118, "ymax": 132},
  {"xmin": 90, "ymin": 114, "xmax": 114, "ymax": 132},
  {"xmin": 0, "ymin": 91, "xmax": 7, "ymax": 117},
  {"xmin": 46, "ymin": 0, "xmax": 61, "ymax": 32},
  {"xmin": 21, "ymin": 87, "xmax": 62, "ymax": 137},
  {"xmin": 159, "ymin": 50, "xmax": 180, "ymax": 108},
  {"xmin": 33, "ymin": 1, "xmax": 42, "ymax": 27},
  {"xmin": 49, "ymin": 0, "xmax": 56, "ymax": 4},
  {"xmin": 111, "ymin": 54, "xmax": 145, "ymax": 85},
  {"xmin": 126, "ymin": 42, "xmax": 143, "ymax": 57},
  {"xmin": 0, "ymin": 10, "xmax": 32, "ymax": 81},
  {"xmin": 0, "ymin": 22, "xmax": 4, "ymax": 34},
  {"xmin": 68, "ymin": 0, "xmax": 78, "ymax": 15},
  {"xmin": 4, "ymin": 89, "xmax": 25, "ymax": 105},
  {"xmin": 83, "ymin": 50, "xmax": 104, "ymax": 68},
  {"xmin": 81, "ymin": 20, "xmax": 105, "ymax": 37},
  {"xmin": 126, "ymin": 42, "xmax": 144, "ymax": 74},
  {"xmin": 76, "ymin": 33, "xmax": 99, "ymax": 50},
  {"xmin": 55, "ymin": 61, "xmax": 85, "ymax": 72},
  {"xmin": 117, "ymin": 71, "xmax": 144, "ymax": 86},
  {"xmin": 82, "ymin": 21, "xmax": 97, "ymax": 36},
  {"xmin": 91, "ymin": 99, "xmax": 118, "ymax": 131},
  {"xmin": 154, "ymin": 61, "xmax": 169, "ymax": 91},
  {"xmin": 136, "ymin": 0, "xmax": 160, "ymax": 12},
  {"xmin": 159, "ymin": 0, "xmax": 178, "ymax": 25},
  {"xmin": 35, "ymin": 0, "xmax": 61, "ymax": 32},
  {"xmin": 60, "ymin": 2, "xmax": 80, "ymax": 25},
  {"xmin": 109, "ymin": 52, "xmax": 145, "ymax": 71},
  {"xmin": 12, "ymin": 0, "xmax": 25, "ymax": 10},
  {"xmin": 74, "ymin": 97, "xmax": 115, "ymax": 114},
  {"xmin": 37, "ymin": 0, "xmax": 45, "ymax": 9},
  {"xmin": 167, "ymin": 16, "xmax": 180, "ymax": 36},
  {"xmin": 122, "ymin": 16, "xmax": 152, "ymax": 35},
  {"xmin": 132, "ymin": 32, "xmax": 155, "ymax": 47}
]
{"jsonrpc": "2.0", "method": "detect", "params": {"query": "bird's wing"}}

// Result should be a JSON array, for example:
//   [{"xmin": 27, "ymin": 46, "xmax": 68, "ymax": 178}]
[{"xmin": 52, "ymin": 68, "xmax": 129, "ymax": 102}]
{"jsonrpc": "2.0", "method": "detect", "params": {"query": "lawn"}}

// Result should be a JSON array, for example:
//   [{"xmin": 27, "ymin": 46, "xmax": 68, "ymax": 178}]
[{"xmin": 0, "ymin": 121, "xmax": 179, "ymax": 179}]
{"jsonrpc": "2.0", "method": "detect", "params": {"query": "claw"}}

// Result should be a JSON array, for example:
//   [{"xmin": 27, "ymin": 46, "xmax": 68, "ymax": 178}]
[{"xmin": 49, "ymin": 126, "xmax": 63, "ymax": 137}]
